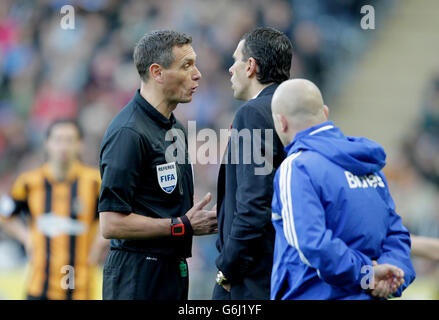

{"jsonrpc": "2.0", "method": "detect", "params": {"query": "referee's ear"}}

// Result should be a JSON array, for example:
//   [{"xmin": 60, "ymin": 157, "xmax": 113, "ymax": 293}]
[{"xmin": 150, "ymin": 63, "xmax": 164, "ymax": 84}]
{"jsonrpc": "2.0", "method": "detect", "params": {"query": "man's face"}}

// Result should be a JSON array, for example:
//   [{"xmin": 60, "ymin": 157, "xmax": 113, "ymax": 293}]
[
  {"xmin": 229, "ymin": 40, "xmax": 250, "ymax": 101},
  {"xmin": 45, "ymin": 123, "xmax": 81, "ymax": 165},
  {"xmin": 161, "ymin": 44, "xmax": 202, "ymax": 104}
]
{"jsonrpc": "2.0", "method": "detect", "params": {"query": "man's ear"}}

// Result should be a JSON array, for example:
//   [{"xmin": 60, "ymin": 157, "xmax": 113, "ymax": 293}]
[
  {"xmin": 150, "ymin": 63, "xmax": 164, "ymax": 83},
  {"xmin": 323, "ymin": 105, "xmax": 329, "ymax": 119},
  {"xmin": 279, "ymin": 114, "xmax": 288, "ymax": 133},
  {"xmin": 246, "ymin": 57, "xmax": 258, "ymax": 78}
]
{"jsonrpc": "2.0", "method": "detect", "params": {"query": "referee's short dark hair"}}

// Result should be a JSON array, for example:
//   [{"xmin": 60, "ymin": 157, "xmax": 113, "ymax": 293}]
[
  {"xmin": 133, "ymin": 30, "xmax": 192, "ymax": 82},
  {"xmin": 241, "ymin": 27, "xmax": 293, "ymax": 84},
  {"xmin": 46, "ymin": 118, "xmax": 83, "ymax": 140}
]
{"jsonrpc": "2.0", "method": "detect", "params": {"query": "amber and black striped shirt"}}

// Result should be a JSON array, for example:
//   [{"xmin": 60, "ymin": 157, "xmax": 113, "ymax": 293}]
[{"xmin": 8, "ymin": 161, "xmax": 101, "ymax": 300}]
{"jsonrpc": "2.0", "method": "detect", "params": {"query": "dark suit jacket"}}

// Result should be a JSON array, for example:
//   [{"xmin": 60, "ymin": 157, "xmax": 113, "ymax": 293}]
[{"xmin": 214, "ymin": 84, "xmax": 286, "ymax": 299}]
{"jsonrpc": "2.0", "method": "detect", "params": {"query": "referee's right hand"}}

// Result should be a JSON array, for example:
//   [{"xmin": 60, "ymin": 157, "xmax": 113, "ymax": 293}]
[{"xmin": 185, "ymin": 192, "xmax": 218, "ymax": 236}]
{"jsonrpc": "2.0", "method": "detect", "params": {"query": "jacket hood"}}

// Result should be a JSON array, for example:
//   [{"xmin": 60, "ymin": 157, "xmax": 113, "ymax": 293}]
[{"xmin": 285, "ymin": 121, "xmax": 386, "ymax": 176}]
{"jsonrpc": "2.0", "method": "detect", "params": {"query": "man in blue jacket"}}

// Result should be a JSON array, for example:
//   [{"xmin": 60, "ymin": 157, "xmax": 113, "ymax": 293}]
[
  {"xmin": 213, "ymin": 27, "xmax": 292, "ymax": 300},
  {"xmin": 270, "ymin": 79, "xmax": 415, "ymax": 299}
]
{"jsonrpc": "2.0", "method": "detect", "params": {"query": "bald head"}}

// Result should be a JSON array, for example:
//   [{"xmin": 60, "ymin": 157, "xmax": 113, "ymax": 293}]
[
  {"xmin": 272, "ymin": 79, "xmax": 325, "ymax": 121},
  {"xmin": 272, "ymin": 79, "xmax": 328, "ymax": 146}
]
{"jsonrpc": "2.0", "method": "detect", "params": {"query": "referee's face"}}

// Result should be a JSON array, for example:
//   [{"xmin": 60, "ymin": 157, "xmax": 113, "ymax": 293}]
[{"xmin": 162, "ymin": 44, "xmax": 201, "ymax": 104}]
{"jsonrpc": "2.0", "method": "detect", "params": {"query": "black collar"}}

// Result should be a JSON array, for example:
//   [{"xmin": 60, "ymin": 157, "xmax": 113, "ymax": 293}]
[
  {"xmin": 256, "ymin": 83, "xmax": 280, "ymax": 98},
  {"xmin": 134, "ymin": 89, "xmax": 177, "ymax": 129}
]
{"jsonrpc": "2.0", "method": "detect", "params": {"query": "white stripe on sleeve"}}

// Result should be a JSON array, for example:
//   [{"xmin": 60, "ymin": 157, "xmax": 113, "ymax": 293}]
[
  {"xmin": 280, "ymin": 151, "xmax": 313, "ymax": 268},
  {"xmin": 279, "ymin": 152, "xmax": 301, "ymax": 248}
]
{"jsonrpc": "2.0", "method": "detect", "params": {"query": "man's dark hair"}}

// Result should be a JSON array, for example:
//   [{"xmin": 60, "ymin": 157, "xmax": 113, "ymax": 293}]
[
  {"xmin": 46, "ymin": 118, "xmax": 83, "ymax": 140},
  {"xmin": 241, "ymin": 27, "xmax": 293, "ymax": 84},
  {"xmin": 133, "ymin": 30, "xmax": 192, "ymax": 82}
]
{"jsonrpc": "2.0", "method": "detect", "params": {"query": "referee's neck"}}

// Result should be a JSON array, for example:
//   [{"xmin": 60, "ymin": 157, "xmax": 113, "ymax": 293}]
[{"xmin": 139, "ymin": 83, "xmax": 175, "ymax": 119}]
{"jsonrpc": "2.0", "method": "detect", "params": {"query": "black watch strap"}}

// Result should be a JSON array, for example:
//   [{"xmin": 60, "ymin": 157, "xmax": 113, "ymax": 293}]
[{"xmin": 180, "ymin": 215, "xmax": 193, "ymax": 236}]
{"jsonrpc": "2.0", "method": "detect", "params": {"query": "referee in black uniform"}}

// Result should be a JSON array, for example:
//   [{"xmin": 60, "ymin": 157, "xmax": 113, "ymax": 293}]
[{"xmin": 98, "ymin": 30, "xmax": 217, "ymax": 300}]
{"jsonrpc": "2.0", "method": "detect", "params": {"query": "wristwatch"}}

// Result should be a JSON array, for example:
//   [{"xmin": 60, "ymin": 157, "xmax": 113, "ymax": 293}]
[
  {"xmin": 216, "ymin": 270, "xmax": 229, "ymax": 286},
  {"xmin": 170, "ymin": 217, "xmax": 185, "ymax": 236}
]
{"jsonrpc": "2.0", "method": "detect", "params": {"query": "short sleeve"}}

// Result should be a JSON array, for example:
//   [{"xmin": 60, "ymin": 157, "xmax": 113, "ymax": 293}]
[
  {"xmin": 1, "ymin": 174, "xmax": 29, "ymax": 218},
  {"xmin": 10, "ymin": 174, "xmax": 27, "ymax": 202},
  {"xmin": 98, "ymin": 128, "xmax": 145, "ymax": 214}
]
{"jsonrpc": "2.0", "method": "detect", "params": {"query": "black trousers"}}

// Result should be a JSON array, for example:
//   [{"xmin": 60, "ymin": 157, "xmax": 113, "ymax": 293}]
[{"xmin": 103, "ymin": 249, "xmax": 189, "ymax": 300}]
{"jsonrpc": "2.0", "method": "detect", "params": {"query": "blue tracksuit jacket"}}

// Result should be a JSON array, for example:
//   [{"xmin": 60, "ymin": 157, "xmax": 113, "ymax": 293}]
[{"xmin": 271, "ymin": 121, "xmax": 415, "ymax": 300}]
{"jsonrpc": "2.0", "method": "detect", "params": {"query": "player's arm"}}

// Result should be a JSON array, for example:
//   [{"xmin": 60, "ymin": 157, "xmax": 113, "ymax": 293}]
[
  {"xmin": 216, "ymin": 106, "xmax": 274, "ymax": 283},
  {"xmin": 88, "ymin": 229, "xmax": 109, "ymax": 266},
  {"xmin": 1, "ymin": 213, "xmax": 32, "ymax": 258},
  {"xmin": 88, "ymin": 176, "xmax": 110, "ymax": 265},
  {"xmin": 410, "ymin": 235, "xmax": 439, "ymax": 261},
  {"xmin": 0, "ymin": 176, "xmax": 32, "ymax": 255},
  {"xmin": 1, "ymin": 214, "xmax": 31, "ymax": 253}
]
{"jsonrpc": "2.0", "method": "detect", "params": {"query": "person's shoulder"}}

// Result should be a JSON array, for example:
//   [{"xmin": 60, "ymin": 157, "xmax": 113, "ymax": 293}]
[
  {"xmin": 234, "ymin": 88, "xmax": 278, "ymax": 123},
  {"xmin": 237, "ymin": 96, "xmax": 268, "ymax": 114},
  {"xmin": 11, "ymin": 166, "xmax": 45, "ymax": 192},
  {"xmin": 102, "ymin": 112, "xmax": 142, "ymax": 145},
  {"xmin": 233, "ymin": 98, "xmax": 273, "ymax": 128},
  {"xmin": 18, "ymin": 166, "xmax": 45, "ymax": 182},
  {"xmin": 282, "ymin": 150, "xmax": 328, "ymax": 172},
  {"xmin": 242, "ymin": 84, "xmax": 278, "ymax": 110},
  {"xmin": 106, "ymin": 106, "xmax": 138, "ymax": 133}
]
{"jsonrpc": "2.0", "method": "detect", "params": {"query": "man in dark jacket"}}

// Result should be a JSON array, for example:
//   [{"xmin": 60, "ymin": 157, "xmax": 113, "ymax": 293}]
[{"xmin": 213, "ymin": 27, "xmax": 293, "ymax": 300}]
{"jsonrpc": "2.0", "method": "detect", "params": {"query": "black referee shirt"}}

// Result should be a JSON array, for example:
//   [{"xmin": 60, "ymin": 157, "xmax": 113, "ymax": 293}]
[{"xmin": 98, "ymin": 89, "xmax": 194, "ymax": 258}]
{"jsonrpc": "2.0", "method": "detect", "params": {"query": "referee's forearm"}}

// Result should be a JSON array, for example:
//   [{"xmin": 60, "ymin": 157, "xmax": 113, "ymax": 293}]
[{"xmin": 100, "ymin": 211, "xmax": 171, "ymax": 240}]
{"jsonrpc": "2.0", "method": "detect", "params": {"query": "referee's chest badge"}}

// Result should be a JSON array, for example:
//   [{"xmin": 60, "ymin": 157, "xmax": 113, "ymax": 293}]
[{"xmin": 156, "ymin": 162, "xmax": 178, "ymax": 194}]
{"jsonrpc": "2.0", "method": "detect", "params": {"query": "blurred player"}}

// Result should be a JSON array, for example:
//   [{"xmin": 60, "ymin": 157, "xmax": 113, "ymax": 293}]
[{"xmin": 0, "ymin": 119, "xmax": 108, "ymax": 300}]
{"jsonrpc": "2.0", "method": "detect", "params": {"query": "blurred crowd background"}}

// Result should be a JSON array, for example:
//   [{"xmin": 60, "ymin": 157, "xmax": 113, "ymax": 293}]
[{"xmin": 0, "ymin": 0, "xmax": 438, "ymax": 299}]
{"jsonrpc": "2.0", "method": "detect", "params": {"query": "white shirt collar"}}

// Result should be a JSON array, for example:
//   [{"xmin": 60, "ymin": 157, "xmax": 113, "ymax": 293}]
[{"xmin": 251, "ymin": 88, "xmax": 264, "ymax": 100}]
